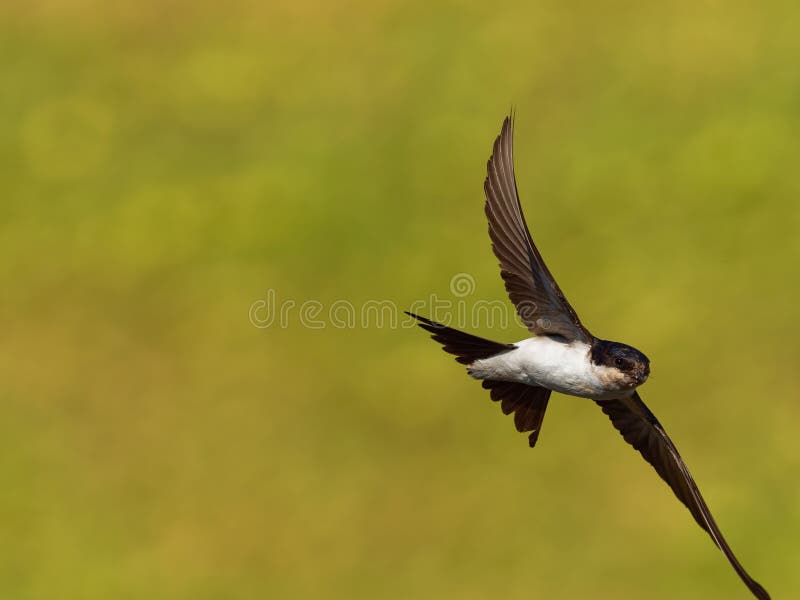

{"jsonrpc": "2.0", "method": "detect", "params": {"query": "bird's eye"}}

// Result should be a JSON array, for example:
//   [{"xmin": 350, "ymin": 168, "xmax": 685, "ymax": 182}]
[{"xmin": 614, "ymin": 357, "xmax": 625, "ymax": 368}]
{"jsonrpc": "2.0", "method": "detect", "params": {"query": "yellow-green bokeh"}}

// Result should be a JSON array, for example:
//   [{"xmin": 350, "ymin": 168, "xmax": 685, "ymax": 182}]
[{"xmin": 1, "ymin": 1, "xmax": 798, "ymax": 598}]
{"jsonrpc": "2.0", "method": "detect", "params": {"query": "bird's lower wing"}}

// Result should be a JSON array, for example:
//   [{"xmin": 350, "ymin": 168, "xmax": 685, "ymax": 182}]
[{"xmin": 596, "ymin": 392, "xmax": 769, "ymax": 600}]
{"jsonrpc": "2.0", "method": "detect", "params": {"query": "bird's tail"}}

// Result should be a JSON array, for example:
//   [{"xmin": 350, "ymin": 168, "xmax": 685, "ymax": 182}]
[{"xmin": 405, "ymin": 312, "xmax": 514, "ymax": 365}]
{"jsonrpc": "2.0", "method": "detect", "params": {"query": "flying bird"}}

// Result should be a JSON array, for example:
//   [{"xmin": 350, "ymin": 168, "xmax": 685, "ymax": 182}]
[{"xmin": 406, "ymin": 114, "xmax": 769, "ymax": 599}]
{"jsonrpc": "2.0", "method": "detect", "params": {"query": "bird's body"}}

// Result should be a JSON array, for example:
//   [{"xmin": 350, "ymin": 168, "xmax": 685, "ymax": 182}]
[
  {"xmin": 405, "ymin": 113, "xmax": 770, "ymax": 599},
  {"xmin": 468, "ymin": 337, "xmax": 632, "ymax": 400}
]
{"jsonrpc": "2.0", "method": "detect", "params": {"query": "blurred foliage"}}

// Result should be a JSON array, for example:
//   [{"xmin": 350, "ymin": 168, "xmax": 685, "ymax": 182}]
[{"xmin": 1, "ymin": 1, "xmax": 798, "ymax": 598}]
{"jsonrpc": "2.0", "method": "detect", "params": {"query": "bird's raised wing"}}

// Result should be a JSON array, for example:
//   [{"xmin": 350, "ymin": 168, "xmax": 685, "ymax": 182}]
[
  {"xmin": 596, "ymin": 392, "xmax": 769, "ymax": 600},
  {"xmin": 484, "ymin": 114, "xmax": 592, "ymax": 343}
]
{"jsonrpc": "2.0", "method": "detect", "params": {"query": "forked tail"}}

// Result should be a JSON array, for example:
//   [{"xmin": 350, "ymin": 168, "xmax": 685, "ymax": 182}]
[{"xmin": 405, "ymin": 312, "xmax": 514, "ymax": 364}]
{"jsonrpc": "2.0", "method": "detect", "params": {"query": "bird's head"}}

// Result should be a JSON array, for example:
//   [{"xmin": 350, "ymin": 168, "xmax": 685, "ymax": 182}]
[{"xmin": 591, "ymin": 339, "xmax": 650, "ymax": 390}]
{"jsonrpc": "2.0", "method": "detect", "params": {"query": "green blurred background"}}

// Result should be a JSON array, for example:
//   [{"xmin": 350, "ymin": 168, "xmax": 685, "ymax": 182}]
[{"xmin": 1, "ymin": 1, "xmax": 798, "ymax": 598}]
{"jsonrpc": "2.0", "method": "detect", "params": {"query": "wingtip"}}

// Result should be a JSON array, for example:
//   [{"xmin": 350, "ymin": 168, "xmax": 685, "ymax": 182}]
[
  {"xmin": 488, "ymin": 116, "xmax": 511, "ymax": 173},
  {"xmin": 744, "ymin": 577, "xmax": 770, "ymax": 600},
  {"xmin": 494, "ymin": 107, "xmax": 515, "ymax": 141},
  {"xmin": 754, "ymin": 583, "xmax": 771, "ymax": 600},
  {"xmin": 496, "ymin": 110, "xmax": 515, "ymax": 154}
]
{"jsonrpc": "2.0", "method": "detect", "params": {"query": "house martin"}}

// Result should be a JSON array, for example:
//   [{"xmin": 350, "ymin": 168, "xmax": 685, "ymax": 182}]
[{"xmin": 406, "ymin": 114, "xmax": 769, "ymax": 600}]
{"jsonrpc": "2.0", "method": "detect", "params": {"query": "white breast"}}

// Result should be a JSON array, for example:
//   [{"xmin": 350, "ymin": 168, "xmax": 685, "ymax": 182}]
[{"xmin": 468, "ymin": 337, "xmax": 628, "ymax": 400}]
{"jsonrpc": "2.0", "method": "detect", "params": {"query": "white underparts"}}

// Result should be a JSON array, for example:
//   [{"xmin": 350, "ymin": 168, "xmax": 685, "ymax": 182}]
[{"xmin": 468, "ymin": 337, "xmax": 635, "ymax": 400}]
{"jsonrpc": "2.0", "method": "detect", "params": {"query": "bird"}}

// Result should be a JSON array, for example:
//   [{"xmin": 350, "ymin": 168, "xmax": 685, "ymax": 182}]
[{"xmin": 406, "ymin": 113, "xmax": 770, "ymax": 600}]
